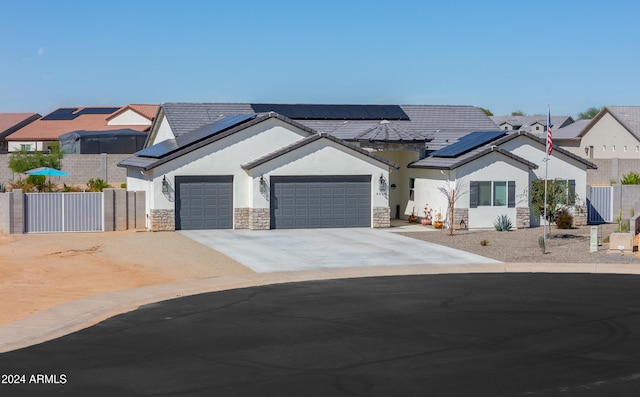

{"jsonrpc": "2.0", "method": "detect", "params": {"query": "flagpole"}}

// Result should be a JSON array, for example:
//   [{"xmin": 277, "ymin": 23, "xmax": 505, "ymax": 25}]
[{"xmin": 543, "ymin": 104, "xmax": 550, "ymax": 250}]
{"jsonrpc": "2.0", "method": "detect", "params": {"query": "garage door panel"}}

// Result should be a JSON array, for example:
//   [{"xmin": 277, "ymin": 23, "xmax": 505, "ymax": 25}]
[
  {"xmin": 176, "ymin": 176, "xmax": 233, "ymax": 230},
  {"xmin": 271, "ymin": 176, "xmax": 371, "ymax": 229}
]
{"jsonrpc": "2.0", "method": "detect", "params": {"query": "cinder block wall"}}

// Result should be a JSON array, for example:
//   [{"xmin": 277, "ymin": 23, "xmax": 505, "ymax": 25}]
[
  {"xmin": 588, "ymin": 159, "xmax": 640, "ymax": 186},
  {"xmin": 0, "ymin": 153, "xmax": 130, "ymax": 187}
]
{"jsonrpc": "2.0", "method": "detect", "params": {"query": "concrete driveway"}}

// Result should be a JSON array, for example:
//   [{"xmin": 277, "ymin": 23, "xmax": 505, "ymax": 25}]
[{"xmin": 179, "ymin": 228, "xmax": 500, "ymax": 272}]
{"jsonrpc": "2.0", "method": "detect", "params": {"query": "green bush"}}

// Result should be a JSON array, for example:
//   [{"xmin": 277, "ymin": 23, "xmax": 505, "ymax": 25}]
[
  {"xmin": 494, "ymin": 214, "xmax": 513, "ymax": 231},
  {"xmin": 555, "ymin": 209, "xmax": 574, "ymax": 229},
  {"xmin": 620, "ymin": 171, "xmax": 640, "ymax": 185}
]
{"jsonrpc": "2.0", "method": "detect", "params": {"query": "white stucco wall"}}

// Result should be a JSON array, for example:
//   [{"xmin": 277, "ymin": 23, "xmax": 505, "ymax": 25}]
[
  {"xmin": 373, "ymin": 150, "xmax": 419, "ymax": 219},
  {"xmin": 7, "ymin": 140, "xmax": 53, "ymax": 152},
  {"xmin": 246, "ymin": 139, "xmax": 391, "ymax": 213},
  {"xmin": 500, "ymin": 136, "xmax": 589, "ymax": 202},
  {"xmin": 579, "ymin": 113, "xmax": 640, "ymax": 159},
  {"xmin": 149, "ymin": 116, "xmax": 175, "ymax": 146},
  {"xmin": 108, "ymin": 109, "xmax": 152, "ymax": 126},
  {"xmin": 456, "ymin": 152, "xmax": 531, "ymax": 229},
  {"xmin": 147, "ymin": 118, "xmax": 311, "ymax": 212}
]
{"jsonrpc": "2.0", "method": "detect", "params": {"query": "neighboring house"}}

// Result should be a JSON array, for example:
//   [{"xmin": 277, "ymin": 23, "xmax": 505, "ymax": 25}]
[
  {"xmin": 0, "ymin": 113, "xmax": 41, "ymax": 152},
  {"xmin": 491, "ymin": 115, "xmax": 574, "ymax": 136},
  {"xmin": 120, "ymin": 102, "xmax": 593, "ymax": 231},
  {"xmin": 560, "ymin": 106, "xmax": 640, "ymax": 160},
  {"xmin": 5, "ymin": 104, "xmax": 158, "ymax": 152}
]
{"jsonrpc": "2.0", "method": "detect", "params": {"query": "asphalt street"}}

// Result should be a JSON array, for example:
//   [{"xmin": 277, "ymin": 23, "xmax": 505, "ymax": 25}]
[{"xmin": 3, "ymin": 273, "xmax": 640, "ymax": 396}]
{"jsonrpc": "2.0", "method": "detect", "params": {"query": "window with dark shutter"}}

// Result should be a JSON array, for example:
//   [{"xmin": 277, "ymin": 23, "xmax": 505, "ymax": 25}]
[
  {"xmin": 568, "ymin": 180, "xmax": 575, "ymax": 205},
  {"xmin": 470, "ymin": 181, "xmax": 478, "ymax": 208},
  {"xmin": 508, "ymin": 181, "xmax": 516, "ymax": 208}
]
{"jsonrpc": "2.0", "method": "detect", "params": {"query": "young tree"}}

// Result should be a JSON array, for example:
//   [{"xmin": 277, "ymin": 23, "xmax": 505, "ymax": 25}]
[
  {"xmin": 511, "ymin": 110, "xmax": 526, "ymax": 116},
  {"xmin": 8, "ymin": 144, "xmax": 64, "ymax": 191},
  {"xmin": 479, "ymin": 107, "xmax": 493, "ymax": 116},
  {"xmin": 577, "ymin": 107, "xmax": 602, "ymax": 120}
]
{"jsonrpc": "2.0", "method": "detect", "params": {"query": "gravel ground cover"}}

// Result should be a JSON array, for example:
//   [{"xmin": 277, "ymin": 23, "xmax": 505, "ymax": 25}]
[{"xmin": 397, "ymin": 223, "xmax": 640, "ymax": 264}]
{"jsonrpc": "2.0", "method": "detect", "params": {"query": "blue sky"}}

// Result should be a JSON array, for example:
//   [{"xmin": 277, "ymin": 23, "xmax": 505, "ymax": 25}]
[{"xmin": 1, "ymin": 0, "xmax": 638, "ymax": 118}]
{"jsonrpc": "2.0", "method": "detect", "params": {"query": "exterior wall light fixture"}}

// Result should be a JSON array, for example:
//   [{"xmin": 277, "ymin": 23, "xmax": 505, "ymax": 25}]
[
  {"xmin": 379, "ymin": 174, "xmax": 387, "ymax": 191},
  {"xmin": 162, "ymin": 175, "xmax": 169, "ymax": 194}
]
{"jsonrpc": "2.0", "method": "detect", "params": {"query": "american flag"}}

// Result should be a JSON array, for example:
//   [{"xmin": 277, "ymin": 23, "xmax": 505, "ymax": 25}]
[{"xmin": 546, "ymin": 109, "xmax": 553, "ymax": 155}]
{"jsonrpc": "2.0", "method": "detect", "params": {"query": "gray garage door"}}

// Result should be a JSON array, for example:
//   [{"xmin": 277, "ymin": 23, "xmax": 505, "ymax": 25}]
[
  {"xmin": 270, "ymin": 176, "xmax": 371, "ymax": 229},
  {"xmin": 175, "ymin": 176, "xmax": 233, "ymax": 230}
]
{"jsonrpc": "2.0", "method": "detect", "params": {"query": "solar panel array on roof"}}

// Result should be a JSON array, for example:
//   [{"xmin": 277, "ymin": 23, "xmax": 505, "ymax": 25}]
[
  {"xmin": 136, "ymin": 114, "xmax": 256, "ymax": 158},
  {"xmin": 431, "ymin": 131, "xmax": 506, "ymax": 158},
  {"xmin": 250, "ymin": 104, "xmax": 409, "ymax": 120},
  {"xmin": 41, "ymin": 107, "xmax": 120, "ymax": 121}
]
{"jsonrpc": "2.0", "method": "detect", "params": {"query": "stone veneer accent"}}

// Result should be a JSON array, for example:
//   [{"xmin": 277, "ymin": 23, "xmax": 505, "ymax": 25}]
[
  {"xmin": 572, "ymin": 206, "xmax": 587, "ymax": 226},
  {"xmin": 234, "ymin": 208, "xmax": 250, "ymax": 229},
  {"xmin": 373, "ymin": 206, "xmax": 391, "ymax": 228},
  {"xmin": 516, "ymin": 207, "xmax": 530, "ymax": 229},
  {"xmin": 250, "ymin": 208, "xmax": 270, "ymax": 230},
  {"xmin": 149, "ymin": 209, "xmax": 175, "ymax": 231}
]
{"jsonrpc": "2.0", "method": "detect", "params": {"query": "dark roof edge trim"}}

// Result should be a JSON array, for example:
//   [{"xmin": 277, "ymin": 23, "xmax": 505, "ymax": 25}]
[{"xmin": 408, "ymin": 146, "xmax": 538, "ymax": 170}]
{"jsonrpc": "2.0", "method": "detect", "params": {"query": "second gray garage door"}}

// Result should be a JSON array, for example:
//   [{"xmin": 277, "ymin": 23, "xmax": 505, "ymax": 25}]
[
  {"xmin": 270, "ymin": 176, "xmax": 371, "ymax": 229},
  {"xmin": 175, "ymin": 176, "xmax": 233, "ymax": 230}
]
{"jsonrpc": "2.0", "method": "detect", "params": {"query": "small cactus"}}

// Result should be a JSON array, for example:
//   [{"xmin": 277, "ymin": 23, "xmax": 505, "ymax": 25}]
[{"xmin": 538, "ymin": 235, "xmax": 546, "ymax": 253}]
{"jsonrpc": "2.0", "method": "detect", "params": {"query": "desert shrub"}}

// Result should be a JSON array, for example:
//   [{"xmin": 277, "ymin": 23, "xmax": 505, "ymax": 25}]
[
  {"xmin": 10, "ymin": 178, "xmax": 36, "ymax": 192},
  {"xmin": 494, "ymin": 214, "xmax": 513, "ymax": 231},
  {"xmin": 120, "ymin": 183, "xmax": 127, "ymax": 189},
  {"xmin": 480, "ymin": 239, "xmax": 489, "ymax": 246},
  {"xmin": 556, "ymin": 209, "xmax": 574, "ymax": 229},
  {"xmin": 87, "ymin": 178, "xmax": 109, "ymax": 192},
  {"xmin": 615, "ymin": 209, "xmax": 630, "ymax": 233}
]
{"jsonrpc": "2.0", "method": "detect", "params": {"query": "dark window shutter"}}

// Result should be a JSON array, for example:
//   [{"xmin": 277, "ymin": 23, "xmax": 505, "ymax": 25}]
[
  {"xmin": 568, "ymin": 179, "xmax": 576, "ymax": 205},
  {"xmin": 508, "ymin": 181, "xmax": 516, "ymax": 208},
  {"xmin": 470, "ymin": 181, "xmax": 478, "ymax": 208}
]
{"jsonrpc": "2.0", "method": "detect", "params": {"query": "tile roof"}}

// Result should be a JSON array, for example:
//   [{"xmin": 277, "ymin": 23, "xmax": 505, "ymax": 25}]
[
  {"xmin": 7, "ymin": 105, "xmax": 157, "ymax": 141},
  {"xmin": 604, "ymin": 106, "xmax": 640, "ymax": 141},
  {"xmin": 0, "ymin": 112, "xmax": 40, "ymax": 140},
  {"xmin": 159, "ymin": 103, "xmax": 499, "ymax": 150},
  {"xmin": 490, "ymin": 115, "xmax": 574, "ymax": 133},
  {"xmin": 107, "ymin": 104, "xmax": 159, "ymax": 121},
  {"xmin": 554, "ymin": 119, "xmax": 590, "ymax": 139},
  {"xmin": 352, "ymin": 120, "xmax": 428, "ymax": 142}
]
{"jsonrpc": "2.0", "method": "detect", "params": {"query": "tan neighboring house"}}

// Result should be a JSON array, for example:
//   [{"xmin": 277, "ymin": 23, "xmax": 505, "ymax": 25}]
[
  {"xmin": 0, "ymin": 113, "xmax": 41, "ymax": 152},
  {"xmin": 559, "ymin": 106, "xmax": 640, "ymax": 160},
  {"xmin": 5, "ymin": 104, "xmax": 158, "ymax": 152}
]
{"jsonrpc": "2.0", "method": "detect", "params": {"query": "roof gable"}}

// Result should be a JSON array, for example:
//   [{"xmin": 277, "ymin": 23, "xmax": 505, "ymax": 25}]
[
  {"xmin": 120, "ymin": 112, "xmax": 315, "ymax": 171},
  {"xmin": 0, "ymin": 113, "xmax": 41, "ymax": 140},
  {"xmin": 241, "ymin": 132, "xmax": 399, "ymax": 171}
]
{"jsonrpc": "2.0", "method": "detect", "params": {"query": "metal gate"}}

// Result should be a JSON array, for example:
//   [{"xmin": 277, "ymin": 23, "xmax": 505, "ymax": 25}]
[
  {"xmin": 587, "ymin": 186, "xmax": 612, "ymax": 224},
  {"xmin": 24, "ymin": 192, "xmax": 103, "ymax": 233}
]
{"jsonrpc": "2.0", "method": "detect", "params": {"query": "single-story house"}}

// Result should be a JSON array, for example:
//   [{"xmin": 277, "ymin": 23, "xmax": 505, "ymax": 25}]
[
  {"xmin": 120, "ymin": 112, "xmax": 398, "ymax": 230},
  {"xmin": 120, "ymin": 103, "xmax": 595, "ymax": 230},
  {"xmin": 0, "ymin": 112, "xmax": 41, "ymax": 152},
  {"xmin": 5, "ymin": 104, "xmax": 158, "ymax": 152}
]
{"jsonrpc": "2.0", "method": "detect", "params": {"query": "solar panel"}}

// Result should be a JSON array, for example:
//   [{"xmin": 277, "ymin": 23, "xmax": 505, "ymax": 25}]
[
  {"xmin": 77, "ymin": 107, "xmax": 120, "ymax": 115},
  {"xmin": 41, "ymin": 108, "xmax": 78, "ymax": 120},
  {"xmin": 41, "ymin": 107, "xmax": 120, "ymax": 120},
  {"xmin": 136, "ymin": 114, "xmax": 256, "ymax": 158},
  {"xmin": 250, "ymin": 104, "xmax": 409, "ymax": 120},
  {"xmin": 431, "ymin": 131, "xmax": 506, "ymax": 158}
]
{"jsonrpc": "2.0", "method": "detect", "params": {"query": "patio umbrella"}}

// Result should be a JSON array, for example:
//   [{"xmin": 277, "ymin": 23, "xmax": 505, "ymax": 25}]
[{"xmin": 25, "ymin": 167, "xmax": 70, "ymax": 177}]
